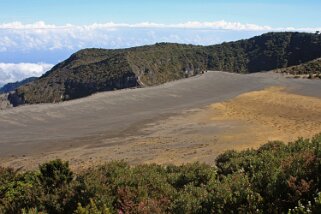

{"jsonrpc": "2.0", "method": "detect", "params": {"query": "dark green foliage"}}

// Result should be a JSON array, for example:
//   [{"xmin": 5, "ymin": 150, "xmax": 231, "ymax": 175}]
[
  {"xmin": 288, "ymin": 192, "xmax": 321, "ymax": 213},
  {"xmin": 127, "ymin": 43, "xmax": 207, "ymax": 85},
  {"xmin": 74, "ymin": 199, "xmax": 111, "ymax": 214},
  {"xmin": 39, "ymin": 159, "xmax": 73, "ymax": 190},
  {"xmin": 2, "ymin": 134, "xmax": 321, "ymax": 213},
  {"xmin": 214, "ymin": 138, "xmax": 321, "ymax": 213},
  {"xmin": 16, "ymin": 51, "xmax": 138, "ymax": 104},
  {"xmin": 14, "ymin": 32, "xmax": 321, "ymax": 104},
  {"xmin": 206, "ymin": 172, "xmax": 263, "ymax": 213},
  {"xmin": 0, "ymin": 168, "xmax": 41, "ymax": 214},
  {"xmin": 207, "ymin": 32, "xmax": 321, "ymax": 73}
]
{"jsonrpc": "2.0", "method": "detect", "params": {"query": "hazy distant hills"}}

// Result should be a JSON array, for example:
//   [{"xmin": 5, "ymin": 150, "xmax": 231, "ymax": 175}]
[
  {"xmin": 0, "ymin": 77, "xmax": 37, "ymax": 94},
  {"xmin": 11, "ymin": 32, "xmax": 321, "ymax": 105}
]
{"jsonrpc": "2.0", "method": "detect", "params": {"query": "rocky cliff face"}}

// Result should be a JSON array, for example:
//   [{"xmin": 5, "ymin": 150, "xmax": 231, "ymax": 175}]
[
  {"xmin": 0, "ymin": 94, "xmax": 12, "ymax": 110},
  {"xmin": 0, "ymin": 92, "xmax": 25, "ymax": 110}
]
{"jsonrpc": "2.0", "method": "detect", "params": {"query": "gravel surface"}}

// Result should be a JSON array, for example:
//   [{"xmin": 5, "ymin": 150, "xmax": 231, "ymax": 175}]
[{"xmin": 0, "ymin": 71, "xmax": 320, "ymax": 168}]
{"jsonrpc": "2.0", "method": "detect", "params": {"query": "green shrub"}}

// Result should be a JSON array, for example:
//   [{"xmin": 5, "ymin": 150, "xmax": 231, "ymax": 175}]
[
  {"xmin": 39, "ymin": 159, "xmax": 73, "ymax": 190},
  {"xmin": 1, "ymin": 133, "xmax": 321, "ymax": 213}
]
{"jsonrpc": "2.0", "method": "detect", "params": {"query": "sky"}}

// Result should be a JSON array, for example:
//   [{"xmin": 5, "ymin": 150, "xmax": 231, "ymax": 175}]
[{"xmin": 0, "ymin": 0, "xmax": 321, "ymax": 85}]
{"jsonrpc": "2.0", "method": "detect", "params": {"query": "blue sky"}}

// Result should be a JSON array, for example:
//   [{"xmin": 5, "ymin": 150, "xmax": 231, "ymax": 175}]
[
  {"xmin": 1, "ymin": 0, "xmax": 320, "ymax": 27},
  {"xmin": 0, "ymin": 0, "xmax": 320, "ymax": 84}
]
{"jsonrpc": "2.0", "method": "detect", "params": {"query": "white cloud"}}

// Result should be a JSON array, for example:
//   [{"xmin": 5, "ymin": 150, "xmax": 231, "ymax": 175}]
[
  {"xmin": 1, "ymin": 20, "xmax": 320, "ymax": 31},
  {"xmin": 0, "ymin": 21, "xmax": 319, "ymax": 55},
  {"xmin": 0, "ymin": 20, "xmax": 320, "ymax": 79},
  {"xmin": 0, "ymin": 63, "xmax": 53, "ymax": 84},
  {"xmin": 0, "ymin": 21, "xmax": 271, "ymax": 55},
  {"xmin": 0, "ymin": 20, "xmax": 317, "ymax": 31}
]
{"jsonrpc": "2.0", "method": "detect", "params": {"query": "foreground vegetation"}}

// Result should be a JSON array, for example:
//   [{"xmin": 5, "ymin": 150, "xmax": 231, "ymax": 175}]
[
  {"xmin": 1, "ymin": 133, "xmax": 321, "ymax": 213},
  {"xmin": 13, "ymin": 32, "xmax": 321, "ymax": 104}
]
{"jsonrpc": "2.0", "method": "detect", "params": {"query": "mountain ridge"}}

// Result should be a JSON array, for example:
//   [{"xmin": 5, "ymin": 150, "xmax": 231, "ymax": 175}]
[{"xmin": 10, "ymin": 32, "xmax": 321, "ymax": 105}]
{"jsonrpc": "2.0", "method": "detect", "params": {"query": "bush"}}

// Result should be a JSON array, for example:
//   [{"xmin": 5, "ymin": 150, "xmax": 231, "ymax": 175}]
[
  {"xmin": 1, "ymin": 133, "xmax": 321, "ymax": 213},
  {"xmin": 39, "ymin": 159, "xmax": 73, "ymax": 190}
]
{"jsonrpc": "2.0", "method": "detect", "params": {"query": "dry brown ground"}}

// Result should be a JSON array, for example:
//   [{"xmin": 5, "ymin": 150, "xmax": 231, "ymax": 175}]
[
  {"xmin": 136, "ymin": 87, "xmax": 321, "ymax": 165},
  {"xmin": 3, "ymin": 86, "xmax": 321, "ymax": 171},
  {"xmin": 209, "ymin": 86, "xmax": 321, "ymax": 147}
]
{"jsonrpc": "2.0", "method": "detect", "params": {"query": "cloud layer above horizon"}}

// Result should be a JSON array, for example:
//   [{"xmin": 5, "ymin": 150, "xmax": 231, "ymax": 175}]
[
  {"xmin": 0, "ymin": 63, "xmax": 53, "ymax": 85},
  {"xmin": 0, "ymin": 20, "xmax": 274, "ymax": 54},
  {"xmin": 2, "ymin": 20, "xmax": 320, "ymax": 55},
  {"xmin": 0, "ymin": 20, "xmax": 320, "ymax": 85}
]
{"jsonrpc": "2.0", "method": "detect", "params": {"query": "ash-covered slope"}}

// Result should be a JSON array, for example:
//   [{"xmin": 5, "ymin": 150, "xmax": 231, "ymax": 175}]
[{"xmin": 13, "ymin": 32, "xmax": 321, "ymax": 105}]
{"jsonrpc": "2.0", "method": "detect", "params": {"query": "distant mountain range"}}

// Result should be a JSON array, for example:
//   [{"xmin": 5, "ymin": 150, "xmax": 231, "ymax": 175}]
[
  {"xmin": 6, "ymin": 32, "xmax": 321, "ymax": 105},
  {"xmin": 0, "ymin": 77, "xmax": 37, "ymax": 94}
]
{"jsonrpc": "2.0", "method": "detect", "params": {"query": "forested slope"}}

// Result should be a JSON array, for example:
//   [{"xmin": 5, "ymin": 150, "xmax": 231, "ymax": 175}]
[{"xmin": 14, "ymin": 32, "xmax": 321, "ymax": 104}]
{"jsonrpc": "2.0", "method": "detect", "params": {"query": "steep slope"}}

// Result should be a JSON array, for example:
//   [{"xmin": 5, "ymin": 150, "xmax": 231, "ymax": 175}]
[
  {"xmin": 16, "ymin": 44, "xmax": 207, "ymax": 103},
  {"xmin": 0, "ymin": 77, "xmax": 37, "ymax": 94},
  {"xmin": 13, "ymin": 32, "xmax": 321, "ymax": 104},
  {"xmin": 274, "ymin": 57, "xmax": 321, "ymax": 78},
  {"xmin": 206, "ymin": 32, "xmax": 321, "ymax": 72},
  {"xmin": 126, "ymin": 43, "xmax": 207, "ymax": 85},
  {"xmin": 16, "ymin": 50, "xmax": 138, "ymax": 103}
]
